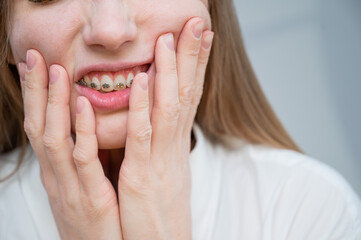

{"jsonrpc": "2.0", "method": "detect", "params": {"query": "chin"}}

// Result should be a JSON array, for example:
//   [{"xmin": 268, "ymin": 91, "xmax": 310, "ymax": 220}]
[
  {"xmin": 97, "ymin": 132, "xmax": 126, "ymax": 149},
  {"xmin": 70, "ymin": 111, "xmax": 128, "ymax": 149},
  {"xmin": 95, "ymin": 111, "xmax": 128, "ymax": 149}
]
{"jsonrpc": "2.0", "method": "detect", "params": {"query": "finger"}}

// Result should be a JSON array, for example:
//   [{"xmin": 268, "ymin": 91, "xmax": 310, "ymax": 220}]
[
  {"xmin": 184, "ymin": 31, "xmax": 214, "ymax": 133},
  {"xmin": 43, "ymin": 64, "xmax": 78, "ymax": 194},
  {"xmin": 150, "ymin": 33, "xmax": 180, "ymax": 152},
  {"xmin": 19, "ymin": 61, "xmax": 55, "ymax": 190},
  {"xmin": 122, "ymin": 73, "xmax": 151, "ymax": 178},
  {"xmin": 73, "ymin": 96, "xmax": 109, "ymax": 197},
  {"xmin": 22, "ymin": 50, "xmax": 55, "ymax": 184},
  {"xmin": 175, "ymin": 17, "xmax": 204, "ymax": 138},
  {"xmin": 18, "ymin": 62, "xmax": 26, "ymax": 97}
]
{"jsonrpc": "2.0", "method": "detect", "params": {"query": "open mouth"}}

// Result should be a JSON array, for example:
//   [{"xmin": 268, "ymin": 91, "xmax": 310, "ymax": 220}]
[{"xmin": 76, "ymin": 63, "xmax": 151, "ymax": 93}]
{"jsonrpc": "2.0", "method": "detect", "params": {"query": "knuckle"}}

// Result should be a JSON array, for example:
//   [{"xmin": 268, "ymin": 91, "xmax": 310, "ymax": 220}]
[
  {"xmin": 167, "ymin": 61, "xmax": 177, "ymax": 74},
  {"xmin": 25, "ymin": 77, "xmax": 39, "ymax": 91},
  {"xmin": 72, "ymin": 147, "xmax": 94, "ymax": 169},
  {"xmin": 133, "ymin": 126, "xmax": 152, "ymax": 143},
  {"xmin": 62, "ymin": 194, "xmax": 78, "ymax": 211},
  {"xmin": 47, "ymin": 92, "xmax": 61, "ymax": 106},
  {"xmin": 132, "ymin": 100, "xmax": 149, "ymax": 112},
  {"xmin": 118, "ymin": 165, "xmax": 150, "ymax": 197},
  {"xmin": 179, "ymin": 85, "xmax": 194, "ymax": 105},
  {"xmin": 42, "ymin": 133, "xmax": 62, "ymax": 153},
  {"xmin": 24, "ymin": 118, "xmax": 42, "ymax": 139},
  {"xmin": 75, "ymin": 122, "xmax": 92, "ymax": 135},
  {"xmin": 162, "ymin": 102, "xmax": 180, "ymax": 121},
  {"xmin": 83, "ymin": 203, "xmax": 105, "ymax": 222},
  {"xmin": 75, "ymin": 123, "xmax": 87, "ymax": 134},
  {"xmin": 185, "ymin": 46, "xmax": 200, "ymax": 58},
  {"xmin": 198, "ymin": 53, "xmax": 210, "ymax": 66},
  {"xmin": 152, "ymin": 164, "xmax": 167, "ymax": 181}
]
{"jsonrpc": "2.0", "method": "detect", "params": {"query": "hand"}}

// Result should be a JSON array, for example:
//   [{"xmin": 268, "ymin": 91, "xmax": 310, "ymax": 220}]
[
  {"xmin": 118, "ymin": 17, "xmax": 214, "ymax": 239},
  {"xmin": 18, "ymin": 51, "xmax": 122, "ymax": 240}
]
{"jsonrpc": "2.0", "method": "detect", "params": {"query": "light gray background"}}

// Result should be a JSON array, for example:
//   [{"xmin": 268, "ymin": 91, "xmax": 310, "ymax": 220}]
[{"xmin": 234, "ymin": 0, "xmax": 361, "ymax": 196}]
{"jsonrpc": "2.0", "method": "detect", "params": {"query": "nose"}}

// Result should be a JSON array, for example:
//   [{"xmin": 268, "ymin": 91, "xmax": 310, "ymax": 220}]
[{"xmin": 82, "ymin": 0, "xmax": 137, "ymax": 51}]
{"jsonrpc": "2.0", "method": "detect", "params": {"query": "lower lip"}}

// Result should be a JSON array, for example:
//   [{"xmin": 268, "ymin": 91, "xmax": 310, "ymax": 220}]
[{"xmin": 74, "ymin": 63, "xmax": 154, "ymax": 112}]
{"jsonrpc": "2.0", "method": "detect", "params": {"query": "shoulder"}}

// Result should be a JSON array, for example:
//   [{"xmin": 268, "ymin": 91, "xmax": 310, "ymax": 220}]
[
  {"xmin": 0, "ymin": 144, "xmax": 35, "ymax": 183},
  {"xmin": 217, "ymin": 140, "xmax": 361, "ymax": 238},
  {"xmin": 0, "ymin": 145, "xmax": 40, "ymax": 239},
  {"xmin": 0, "ymin": 144, "xmax": 38, "ymax": 197},
  {"xmin": 0, "ymin": 145, "xmax": 34, "ymax": 193},
  {"xmin": 247, "ymin": 143, "xmax": 360, "ymax": 202}
]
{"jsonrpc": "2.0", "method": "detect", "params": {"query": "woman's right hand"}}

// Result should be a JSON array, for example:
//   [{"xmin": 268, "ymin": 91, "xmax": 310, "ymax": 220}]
[{"xmin": 18, "ymin": 50, "xmax": 122, "ymax": 240}]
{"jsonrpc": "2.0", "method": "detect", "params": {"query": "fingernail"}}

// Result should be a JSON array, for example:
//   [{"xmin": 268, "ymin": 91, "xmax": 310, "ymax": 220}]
[
  {"xmin": 18, "ymin": 62, "xmax": 26, "ymax": 82},
  {"xmin": 77, "ymin": 97, "xmax": 84, "ymax": 114},
  {"xmin": 202, "ymin": 31, "xmax": 214, "ymax": 50},
  {"xmin": 26, "ymin": 50, "xmax": 36, "ymax": 71},
  {"xmin": 49, "ymin": 66, "xmax": 60, "ymax": 85},
  {"xmin": 192, "ymin": 20, "xmax": 204, "ymax": 39},
  {"xmin": 163, "ymin": 33, "xmax": 174, "ymax": 51}
]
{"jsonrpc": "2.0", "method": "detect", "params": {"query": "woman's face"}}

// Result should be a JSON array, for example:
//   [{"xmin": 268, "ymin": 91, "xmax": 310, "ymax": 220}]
[{"xmin": 8, "ymin": 0, "xmax": 211, "ymax": 149}]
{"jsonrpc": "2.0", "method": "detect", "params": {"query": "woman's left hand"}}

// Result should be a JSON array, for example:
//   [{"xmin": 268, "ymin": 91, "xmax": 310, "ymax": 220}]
[{"xmin": 118, "ymin": 17, "xmax": 213, "ymax": 240}]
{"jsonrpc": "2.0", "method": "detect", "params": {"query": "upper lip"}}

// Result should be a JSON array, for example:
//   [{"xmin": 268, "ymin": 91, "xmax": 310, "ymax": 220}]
[{"xmin": 74, "ymin": 58, "xmax": 153, "ymax": 82}]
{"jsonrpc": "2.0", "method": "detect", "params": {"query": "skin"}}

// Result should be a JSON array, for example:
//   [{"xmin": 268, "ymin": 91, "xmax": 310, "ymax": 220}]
[
  {"xmin": 10, "ymin": 0, "xmax": 211, "ymax": 149},
  {"xmin": 10, "ymin": 0, "xmax": 213, "ymax": 239}
]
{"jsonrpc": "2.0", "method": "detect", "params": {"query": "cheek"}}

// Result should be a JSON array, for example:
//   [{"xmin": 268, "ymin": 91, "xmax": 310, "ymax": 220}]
[
  {"xmin": 132, "ymin": 0, "xmax": 211, "ymax": 42},
  {"xmin": 10, "ymin": 24, "xmax": 62, "ymax": 64},
  {"xmin": 9, "ymin": 4, "xmax": 82, "ymax": 65},
  {"xmin": 9, "ymin": 0, "xmax": 210, "ymax": 64}
]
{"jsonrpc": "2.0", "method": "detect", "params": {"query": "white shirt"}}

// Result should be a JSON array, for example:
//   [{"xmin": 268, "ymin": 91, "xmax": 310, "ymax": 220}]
[{"xmin": 1, "ymin": 123, "xmax": 360, "ymax": 240}]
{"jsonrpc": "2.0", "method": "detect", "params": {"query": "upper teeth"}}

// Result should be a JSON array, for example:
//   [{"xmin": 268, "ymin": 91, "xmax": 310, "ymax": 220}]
[
  {"xmin": 77, "ymin": 71, "xmax": 139, "ymax": 92},
  {"xmin": 114, "ymin": 75, "xmax": 126, "ymax": 90},
  {"xmin": 91, "ymin": 77, "xmax": 101, "ymax": 90},
  {"xmin": 127, "ymin": 72, "xmax": 134, "ymax": 88},
  {"xmin": 101, "ymin": 75, "xmax": 113, "ymax": 92}
]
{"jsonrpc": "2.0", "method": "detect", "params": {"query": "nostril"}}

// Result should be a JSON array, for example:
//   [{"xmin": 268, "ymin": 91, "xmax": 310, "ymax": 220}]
[{"xmin": 83, "ymin": 15, "xmax": 138, "ymax": 51}]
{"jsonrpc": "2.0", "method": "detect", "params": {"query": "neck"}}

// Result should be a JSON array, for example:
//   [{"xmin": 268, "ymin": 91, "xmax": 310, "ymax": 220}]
[{"xmin": 98, "ymin": 148, "xmax": 124, "ymax": 190}]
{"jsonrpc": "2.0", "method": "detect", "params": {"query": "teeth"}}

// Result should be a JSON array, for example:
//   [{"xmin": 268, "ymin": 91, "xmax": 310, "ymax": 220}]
[
  {"xmin": 101, "ymin": 75, "xmax": 114, "ymax": 92},
  {"xmin": 114, "ymin": 75, "xmax": 126, "ymax": 90},
  {"xmin": 126, "ymin": 72, "xmax": 134, "ymax": 88},
  {"xmin": 90, "ymin": 77, "xmax": 101, "ymax": 90},
  {"xmin": 84, "ymin": 75, "xmax": 91, "ymax": 86},
  {"xmin": 80, "ymin": 70, "xmax": 140, "ymax": 92},
  {"xmin": 78, "ymin": 78, "xmax": 87, "ymax": 86}
]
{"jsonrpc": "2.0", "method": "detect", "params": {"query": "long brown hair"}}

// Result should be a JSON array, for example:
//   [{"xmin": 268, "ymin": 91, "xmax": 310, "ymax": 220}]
[
  {"xmin": 0, "ymin": 0, "xmax": 302, "ymax": 180},
  {"xmin": 0, "ymin": 0, "xmax": 28, "ymax": 181},
  {"xmin": 198, "ymin": 0, "xmax": 302, "ymax": 151}
]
